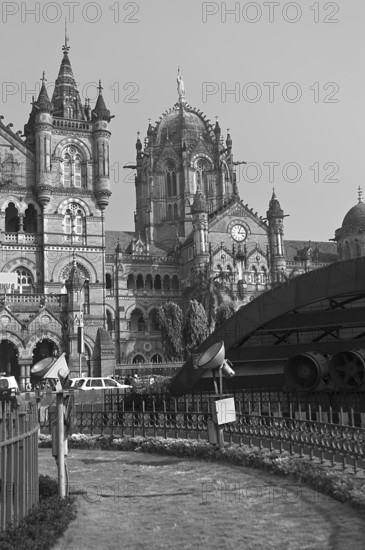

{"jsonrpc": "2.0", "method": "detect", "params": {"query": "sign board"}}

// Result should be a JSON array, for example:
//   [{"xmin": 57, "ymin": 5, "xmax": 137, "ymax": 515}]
[
  {"xmin": 213, "ymin": 397, "xmax": 236, "ymax": 425},
  {"xmin": 0, "ymin": 272, "xmax": 17, "ymax": 291}
]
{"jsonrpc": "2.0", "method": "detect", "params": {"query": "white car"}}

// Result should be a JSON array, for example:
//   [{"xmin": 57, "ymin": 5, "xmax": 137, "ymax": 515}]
[{"xmin": 75, "ymin": 377, "xmax": 132, "ymax": 391}]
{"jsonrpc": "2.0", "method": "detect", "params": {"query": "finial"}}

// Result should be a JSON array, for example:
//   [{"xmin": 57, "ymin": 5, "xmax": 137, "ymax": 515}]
[
  {"xmin": 358, "ymin": 186, "xmax": 363, "ymax": 203},
  {"xmin": 148, "ymin": 118, "xmax": 152, "ymax": 124},
  {"xmin": 98, "ymin": 80, "xmax": 103, "ymax": 95},
  {"xmin": 62, "ymin": 18, "xmax": 70, "ymax": 52},
  {"xmin": 177, "ymin": 67, "xmax": 186, "ymax": 103},
  {"xmin": 41, "ymin": 71, "xmax": 47, "ymax": 85},
  {"xmin": 227, "ymin": 128, "xmax": 230, "ymax": 133},
  {"xmin": 137, "ymin": 130, "xmax": 140, "ymax": 138},
  {"xmin": 215, "ymin": 116, "xmax": 219, "ymax": 122}
]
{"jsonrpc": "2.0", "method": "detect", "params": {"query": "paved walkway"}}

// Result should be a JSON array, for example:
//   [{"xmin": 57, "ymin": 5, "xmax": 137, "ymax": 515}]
[{"xmin": 39, "ymin": 449, "xmax": 365, "ymax": 550}]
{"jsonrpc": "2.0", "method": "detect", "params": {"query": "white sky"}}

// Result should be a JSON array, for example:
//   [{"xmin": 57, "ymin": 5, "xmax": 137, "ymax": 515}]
[{"xmin": 0, "ymin": 0, "xmax": 363, "ymax": 241}]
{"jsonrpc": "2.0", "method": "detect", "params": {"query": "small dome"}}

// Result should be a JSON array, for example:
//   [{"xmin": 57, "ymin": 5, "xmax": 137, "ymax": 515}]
[
  {"xmin": 341, "ymin": 201, "xmax": 365, "ymax": 232},
  {"xmin": 155, "ymin": 104, "xmax": 212, "ymax": 147}
]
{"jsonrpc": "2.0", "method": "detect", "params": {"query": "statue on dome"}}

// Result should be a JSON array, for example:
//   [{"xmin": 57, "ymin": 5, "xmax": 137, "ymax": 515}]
[{"xmin": 177, "ymin": 68, "xmax": 186, "ymax": 103}]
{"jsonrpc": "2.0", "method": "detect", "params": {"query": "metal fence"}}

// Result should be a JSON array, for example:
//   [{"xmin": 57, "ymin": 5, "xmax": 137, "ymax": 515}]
[
  {"xmin": 0, "ymin": 397, "xmax": 39, "ymax": 531},
  {"xmin": 39, "ymin": 390, "xmax": 365, "ymax": 473}
]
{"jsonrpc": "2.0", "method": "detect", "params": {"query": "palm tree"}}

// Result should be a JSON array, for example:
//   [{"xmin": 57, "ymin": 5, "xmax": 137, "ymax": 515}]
[{"xmin": 184, "ymin": 261, "xmax": 236, "ymax": 333}]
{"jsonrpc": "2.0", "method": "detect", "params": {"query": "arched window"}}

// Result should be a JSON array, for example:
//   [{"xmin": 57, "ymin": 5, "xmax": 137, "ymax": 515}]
[
  {"xmin": 24, "ymin": 204, "xmax": 37, "ymax": 233},
  {"xmin": 149, "ymin": 309, "xmax": 159, "ymax": 332},
  {"xmin": 151, "ymin": 354, "xmax": 162, "ymax": 364},
  {"xmin": 62, "ymin": 147, "xmax": 85, "ymax": 187},
  {"xmin": 249, "ymin": 266, "xmax": 257, "ymax": 284},
  {"xmin": 63, "ymin": 154, "xmax": 71, "ymax": 186},
  {"xmin": 173, "ymin": 203, "xmax": 178, "ymax": 219},
  {"xmin": 154, "ymin": 275, "xmax": 161, "ymax": 290},
  {"xmin": 163, "ymin": 275, "xmax": 170, "ymax": 290},
  {"xmin": 355, "ymin": 239, "xmax": 361, "ymax": 257},
  {"xmin": 15, "ymin": 267, "xmax": 33, "ymax": 294},
  {"xmin": 74, "ymin": 156, "xmax": 82, "ymax": 187},
  {"xmin": 136, "ymin": 274, "xmax": 144, "ymax": 289},
  {"xmin": 127, "ymin": 274, "xmax": 135, "ymax": 289},
  {"xmin": 145, "ymin": 274, "xmax": 153, "ymax": 290},
  {"xmin": 165, "ymin": 161, "xmax": 176, "ymax": 197},
  {"xmin": 259, "ymin": 267, "xmax": 266, "ymax": 284},
  {"xmin": 167, "ymin": 203, "xmax": 173, "ymax": 221},
  {"xmin": 130, "ymin": 308, "xmax": 144, "ymax": 332},
  {"xmin": 172, "ymin": 275, "xmax": 179, "ymax": 290},
  {"xmin": 196, "ymin": 159, "xmax": 208, "ymax": 193},
  {"xmin": 132, "ymin": 354, "xmax": 145, "ymax": 364},
  {"xmin": 63, "ymin": 203, "xmax": 85, "ymax": 236},
  {"xmin": 5, "ymin": 203, "xmax": 20, "ymax": 233},
  {"xmin": 137, "ymin": 316, "xmax": 145, "ymax": 332}
]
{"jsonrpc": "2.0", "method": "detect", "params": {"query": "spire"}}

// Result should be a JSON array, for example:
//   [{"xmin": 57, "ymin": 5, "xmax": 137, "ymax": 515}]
[
  {"xmin": 92, "ymin": 79, "xmax": 112, "ymax": 122},
  {"xmin": 136, "ymin": 130, "xmax": 142, "ymax": 151},
  {"xmin": 267, "ymin": 188, "xmax": 284, "ymax": 219},
  {"xmin": 51, "ymin": 33, "xmax": 86, "ymax": 120},
  {"xmin": 226, "ymin": 128, "xmax": 232, "ymax": 149},
  {"xmin": 36, "ymin": 71, "xmax": 53, "ymax": 113},
  {"xmin": 63, "ymin": 18, "xmax": 70, "ymax": 53},
  {"xmin": 177, "ymin": 67, "xmax": 186, "ymax": 103},
  {"xmin": 214, "ymin": 116, "xmax": 221, "ymax": 137},
  {"xmin": 358, "ymin": 186, "xmax": 363, "ymax": 203}
]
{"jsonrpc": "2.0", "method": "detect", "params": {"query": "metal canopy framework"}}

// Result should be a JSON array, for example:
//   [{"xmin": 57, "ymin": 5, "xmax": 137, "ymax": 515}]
[{"xmin": 171, "ymin": 257, "xmax": 365, "ymax": 393}]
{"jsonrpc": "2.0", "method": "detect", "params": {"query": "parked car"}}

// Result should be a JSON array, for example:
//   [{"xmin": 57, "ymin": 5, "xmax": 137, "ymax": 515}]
[
  {"xmin": 68, "ymin": 377, "xmax": 86, "ymax": 389},
  {"xmin": 75, "ymin": 377, "xmax": 132, "ymax": 391},
  {"xmin": 0, "ymin": 375, "xmax": 20, "ymax": 397}
]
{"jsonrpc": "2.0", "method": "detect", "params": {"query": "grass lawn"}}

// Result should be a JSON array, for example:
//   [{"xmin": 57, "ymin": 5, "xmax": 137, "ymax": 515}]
[{"xmin": 39, "ymin": 448, "xmax": 365, "ymax": 550}]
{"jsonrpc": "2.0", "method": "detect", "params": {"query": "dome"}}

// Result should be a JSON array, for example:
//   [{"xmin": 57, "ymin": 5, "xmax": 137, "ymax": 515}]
[
  {"xmin": 155, "ymin": 104, "xmax": 214, "ymax": 147},
  {"xmin": 341, "ymin": 201, "xmax": 365, "ymax": 232}
]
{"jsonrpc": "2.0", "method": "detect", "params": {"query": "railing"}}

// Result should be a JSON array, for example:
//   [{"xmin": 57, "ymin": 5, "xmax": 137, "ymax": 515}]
[
  {"xmin": 39, "ymin": 391, "xmax": 365, "ymax": 473},
  {"xmin": 3, "ymin": 233, "xmax": 38, "ymax": 244},
  {"xmin": 0, "ymin": 293, "xmax": 62, "ymax": 304},
  {"xmin": 0, "ymin": 397, "xmax": 39, "ymax": 531},
  {"xmin": 115, "ymin": 362, "xmax": 183, "ymax": 376}
]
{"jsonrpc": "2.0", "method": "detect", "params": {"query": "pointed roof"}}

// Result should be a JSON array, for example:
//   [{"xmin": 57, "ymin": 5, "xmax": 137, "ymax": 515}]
[
  {"xmin": 92, "ymin": 80, "xmax": 112, "ymax": 122},
  {"xmin": 51, "ymin": 45, "xmax": 86, "ymax": 120},
  {"xmin": 267, "ymin": 188, "xmax": 284, "ymax": 218},
  {"xmin": 37, "ymin": 78, "xmax": 53, "ymax": 114}
]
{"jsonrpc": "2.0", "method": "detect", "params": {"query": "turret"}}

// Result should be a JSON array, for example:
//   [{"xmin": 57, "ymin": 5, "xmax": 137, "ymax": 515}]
[
  {"xmin": 266, "ymin": 189, "xmax": 286, "ymax": 282},
  {"xmin": 34, "ymin": 72, "xmax": 54, "ymax": 204},
  {"xmin": 92, "ymin": 80, "xmax": 113, "ymax": 210}
]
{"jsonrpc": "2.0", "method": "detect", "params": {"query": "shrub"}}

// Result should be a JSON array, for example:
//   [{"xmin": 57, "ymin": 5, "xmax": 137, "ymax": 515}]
[
  {"xmin": 0, "ymin": 478, "xmax": 77, "ymax": 550},
  {"xmin": 39, "ymin": 475, "xmax": 58, "ymax": 500}
]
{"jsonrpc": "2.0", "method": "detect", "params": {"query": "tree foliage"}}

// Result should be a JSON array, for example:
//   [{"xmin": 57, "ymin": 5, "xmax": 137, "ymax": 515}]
[
  {"xmin": 157, "ymin": 302, "xmax": 184, "ymax": 361},
  {"xmin": 215, "ymin": 302, "xmax": 236, "ymax": 329},
  {"xmin": 184, "ymin": 262, "xmax": 236, "ymax": 333},
  {"xmin": 183, "ymin": 300, "xmax": 209, "ymax": 358}
]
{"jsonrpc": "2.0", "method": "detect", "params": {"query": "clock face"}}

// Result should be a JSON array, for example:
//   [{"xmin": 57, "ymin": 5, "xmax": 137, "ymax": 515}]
[{"xmin": 230, "ymin": 224, "xmax": 247, "ymax": 242}]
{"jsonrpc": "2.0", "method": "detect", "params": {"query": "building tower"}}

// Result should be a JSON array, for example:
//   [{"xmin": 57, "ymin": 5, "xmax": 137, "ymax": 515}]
[
  {"xmin": 133, "ymin": 70, "xmax": 238, "ymax": 251},
  {"xmin": 267, "ymin": 189, "xmax": 286, "ymax": 282},
  {"xmin": 21, "ymin": 38, "xmax": 113, "ymax": 375}
]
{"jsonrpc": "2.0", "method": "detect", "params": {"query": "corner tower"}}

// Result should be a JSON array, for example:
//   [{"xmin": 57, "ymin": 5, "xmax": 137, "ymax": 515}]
[{"xmin": 23, "ymin": 40, "xmax": 113, "ymax": 373}]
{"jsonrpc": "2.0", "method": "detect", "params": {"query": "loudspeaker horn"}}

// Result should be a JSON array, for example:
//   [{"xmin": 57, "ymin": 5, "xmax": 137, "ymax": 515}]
[
  {"xmin": 197, "ymin": 341, "xmax": 226, "ymax": 370},
  {"xmin": 31, "ymin": 352, "xmax": 69, "ymax": 381}
]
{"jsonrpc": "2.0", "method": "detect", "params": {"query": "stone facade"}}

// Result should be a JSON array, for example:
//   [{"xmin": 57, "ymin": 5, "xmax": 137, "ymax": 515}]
[
  {"xmin": 0, "ymin": 43, "xmax": 113, "ymax": 388},
  {"xmin": 2, "ymin": 49, "xmax": 360, "ymax": 382}
]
